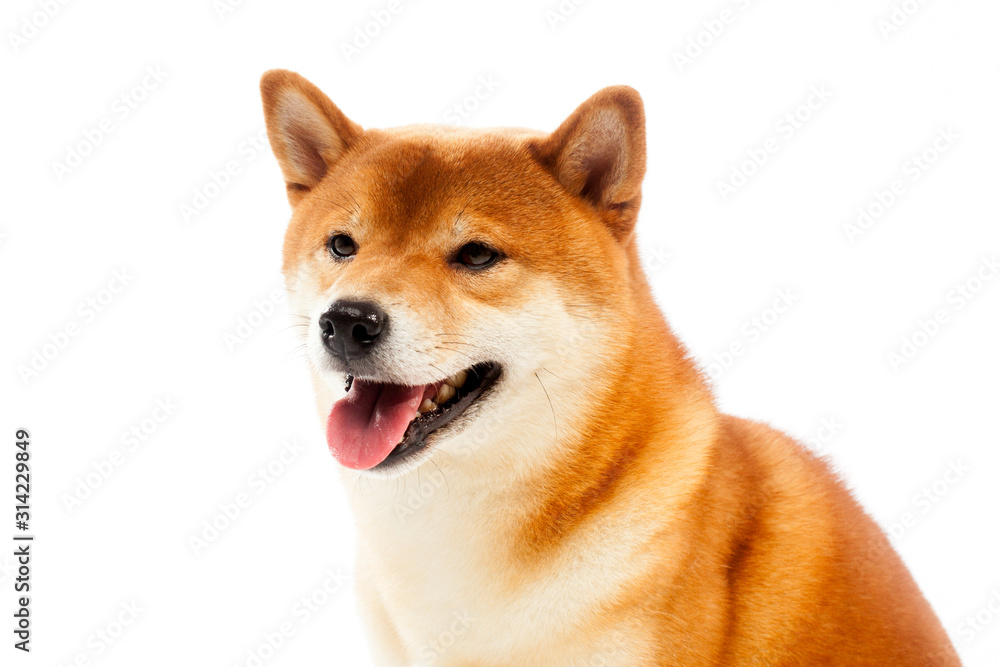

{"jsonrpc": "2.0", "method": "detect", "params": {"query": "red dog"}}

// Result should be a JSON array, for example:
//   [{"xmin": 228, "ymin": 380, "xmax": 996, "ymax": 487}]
[{"xmin": 261, "ymin": 69, "xmax": 960, "ymax": 665}]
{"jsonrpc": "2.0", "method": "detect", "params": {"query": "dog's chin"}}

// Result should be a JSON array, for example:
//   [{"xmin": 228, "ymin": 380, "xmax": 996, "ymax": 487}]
[{"xmin": 326, "ymin": 361, "xmax": 504, "ymax": 478}]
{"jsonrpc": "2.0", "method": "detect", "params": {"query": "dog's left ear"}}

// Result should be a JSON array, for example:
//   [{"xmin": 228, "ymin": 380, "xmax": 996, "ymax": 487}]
[{"xmin": 533, "ymin": 86, "xmax": 646, "ymax": 240}]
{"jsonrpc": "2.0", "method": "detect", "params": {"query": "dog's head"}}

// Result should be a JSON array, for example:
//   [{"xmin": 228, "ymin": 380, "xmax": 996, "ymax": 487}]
[{"xmin": 261, "ymin": 70, "xmax": 647, "ymax": 477}]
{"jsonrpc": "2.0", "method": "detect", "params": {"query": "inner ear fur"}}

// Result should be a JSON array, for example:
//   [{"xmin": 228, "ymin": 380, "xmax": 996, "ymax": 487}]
[
  {"xmin": 260, "ymin": 69, "xmax": 362, "ymax": 205},
  {"xmin": 533, "ymin": 86, "xmax": 647, "ymax": 240}
]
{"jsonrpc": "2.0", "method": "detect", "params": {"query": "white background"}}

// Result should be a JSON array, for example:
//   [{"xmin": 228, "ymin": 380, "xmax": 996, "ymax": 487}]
[{"xmin": 2, "ymin": 0, "xmax": 999, "ymax": 664}]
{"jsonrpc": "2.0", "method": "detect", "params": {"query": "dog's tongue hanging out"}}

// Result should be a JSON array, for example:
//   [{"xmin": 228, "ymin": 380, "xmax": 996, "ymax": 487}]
[{"xmin": 326, "ymin": 379, "xmax": 427, "ymax": 469}]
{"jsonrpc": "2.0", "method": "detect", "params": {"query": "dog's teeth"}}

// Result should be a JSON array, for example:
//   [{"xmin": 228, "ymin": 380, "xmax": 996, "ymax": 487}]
[
  {"xmin": 419, "ymin": 398, "xmax": 437, "ymax": 414},
  {"xmin": 447, "ymin": 370, "xmax": 468, "ymax": 389},
  {"xmin": 435, "ymin": 383, "xmax": 456, "ymax": 404}
]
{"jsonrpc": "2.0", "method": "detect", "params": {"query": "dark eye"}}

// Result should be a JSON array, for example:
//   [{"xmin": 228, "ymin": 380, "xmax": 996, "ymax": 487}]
[
  {"xmin": 329, "ymin": 234, "xmax": 357, "ymax": 259},
  {"xmin": 456, "ymin": 242, "xmax": 501, "ymax": 270}
]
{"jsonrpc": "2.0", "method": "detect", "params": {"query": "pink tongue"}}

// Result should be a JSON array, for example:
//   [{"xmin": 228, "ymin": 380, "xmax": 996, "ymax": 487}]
[{"xmin": 326, "ymin": 379, "xmax": 427, "ymax": 470}]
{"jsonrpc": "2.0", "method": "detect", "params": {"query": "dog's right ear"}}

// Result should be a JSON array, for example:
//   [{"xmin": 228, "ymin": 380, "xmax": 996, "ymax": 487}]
[{"xmin": 260, "ymin": 69, "xmax": 362, "ymax": 206}]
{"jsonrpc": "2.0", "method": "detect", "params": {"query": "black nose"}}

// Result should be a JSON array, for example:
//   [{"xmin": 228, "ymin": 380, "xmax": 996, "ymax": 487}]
[{"xmin": 318, "ymin": 300, "xmax": 387, "ymax": 360}]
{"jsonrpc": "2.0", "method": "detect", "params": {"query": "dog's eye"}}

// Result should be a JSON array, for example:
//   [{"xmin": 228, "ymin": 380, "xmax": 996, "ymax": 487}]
[
  {"xmin": 329, "ymin": 234, "xmax": 357, "ymax": 259},
  {"xmin": 456, "ymin": 242, "xmax": 501, "ymax": 270}
]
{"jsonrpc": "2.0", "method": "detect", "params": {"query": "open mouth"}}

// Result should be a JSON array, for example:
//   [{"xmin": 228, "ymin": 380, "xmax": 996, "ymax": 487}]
[{"xmin": 325, "ymin": 362, "xmax": 502, "ymax": 471}]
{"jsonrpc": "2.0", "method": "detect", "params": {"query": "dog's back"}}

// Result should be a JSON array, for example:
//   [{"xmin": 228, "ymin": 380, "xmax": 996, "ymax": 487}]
[{"xmin": 703, "ymin": 416, "xmax": 958, "ymax": 665}]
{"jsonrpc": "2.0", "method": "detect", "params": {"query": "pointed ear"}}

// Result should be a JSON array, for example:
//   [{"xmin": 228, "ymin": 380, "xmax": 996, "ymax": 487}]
[
  {"xmin": 534, "ymin": 86, "xmax": 646, "ymax": 240},
  {"xmin": 259, "ymin": 69, "xmax": 362, "ymax": 205}
]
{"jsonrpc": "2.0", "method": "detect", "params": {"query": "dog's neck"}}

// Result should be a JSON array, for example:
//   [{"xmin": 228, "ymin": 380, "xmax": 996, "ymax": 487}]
[
  {"xmin": 336, "ymin": 265, "xmax": 723, "ymax": 660},
  {"xmin": 345, "ymin": 267, "xmax": 719, "ymax": 565}
]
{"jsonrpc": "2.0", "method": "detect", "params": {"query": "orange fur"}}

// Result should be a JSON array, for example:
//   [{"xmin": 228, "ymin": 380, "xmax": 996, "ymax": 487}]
[{"xmin": 261, "ymin": 69, "xmax": 960, "ymax": 666}]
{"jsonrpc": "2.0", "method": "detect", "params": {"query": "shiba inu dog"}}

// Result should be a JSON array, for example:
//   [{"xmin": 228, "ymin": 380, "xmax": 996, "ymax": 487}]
[{"xmin": 260, "ymin": 69, "xmax": 960, "ymax": 666}]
